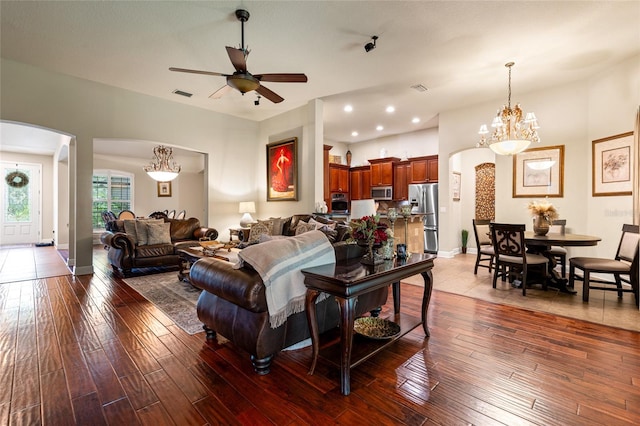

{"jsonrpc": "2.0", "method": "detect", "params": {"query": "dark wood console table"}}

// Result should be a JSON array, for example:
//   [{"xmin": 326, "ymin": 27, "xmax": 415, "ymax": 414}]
[{"xmin": 302, "ymin": 253, "xmax": 436, "ymax": 395}]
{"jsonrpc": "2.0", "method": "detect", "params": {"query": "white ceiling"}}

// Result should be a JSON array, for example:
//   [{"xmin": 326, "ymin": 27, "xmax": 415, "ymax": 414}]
[{"xmin": 1, "ymin": 1, "xmax": 639, "ymax": 151}]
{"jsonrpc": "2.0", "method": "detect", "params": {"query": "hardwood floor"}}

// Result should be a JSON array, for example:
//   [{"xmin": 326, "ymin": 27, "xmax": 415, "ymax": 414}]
[{"xmin": 1, "ymin": 248, "xmax": 639, "ymax": 425}]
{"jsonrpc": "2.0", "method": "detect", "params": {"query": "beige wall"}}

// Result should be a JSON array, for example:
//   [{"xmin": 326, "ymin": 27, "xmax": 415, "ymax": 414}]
[{"xmin": 1, "ymin": 53, "xmax": 638, "ymax": 269}]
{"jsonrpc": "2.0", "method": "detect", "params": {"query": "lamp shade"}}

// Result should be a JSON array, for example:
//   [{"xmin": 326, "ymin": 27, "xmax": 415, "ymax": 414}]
[
  {"xmin": 238, "ymin": 201, "xmax": 256, "ymax": 214},
  {"xmin": 350, "ymin": 199, "xmax": 377, "ymax": 220}
]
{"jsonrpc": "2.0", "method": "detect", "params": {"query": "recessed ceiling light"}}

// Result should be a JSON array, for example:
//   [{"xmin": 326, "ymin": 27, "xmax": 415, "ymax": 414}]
[
  {"xmin": 412, "ymin": 117, "xmax": 420, "ymax": 124},
  {"xmin": 376, "ymin": 125, "xmax": 384, "ymax": 131},
  {"xmin": 386, "ymin": 106, "xmax": 395, "ymax": 113},
  {"xmin": 351, "ymin": 131, "xmax": 359, "ymax": 137},
  {"xmin": 344, "ymin": 105, "xmax": 353, "ymax": 112}
]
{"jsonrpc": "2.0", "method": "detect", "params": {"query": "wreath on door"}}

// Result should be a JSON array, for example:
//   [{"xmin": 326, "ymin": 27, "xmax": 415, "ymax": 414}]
[{"xmin": 5, "ymin": 171, "xmax": 29, "ymax": 188}]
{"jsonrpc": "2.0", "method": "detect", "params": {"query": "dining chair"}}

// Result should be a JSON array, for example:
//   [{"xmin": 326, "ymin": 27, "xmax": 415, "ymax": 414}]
[
  {"xmin": 472, "ymin": 219, "xmax": 494, "ymax": 274},
  {"xmin": 568, "ymin": 224, "xmax": 639, "ymax": 307},
  {"xmin": 176, "ymin": 209, "xmax": 186, "ymax": 220},
  {"xmin": 490, "ymin": 223, "xmax": 548, "ymax": 296},
  {"xmin": 118, "ymin": 210, "xmax": 135, "ymax": 220},
  {"xmin": 548, "ymin": 219, "xmax": 567, "ymax": 277},
  {"xmin": 167, "ymin": 209, "xmax": 176, "ymax": 219}
]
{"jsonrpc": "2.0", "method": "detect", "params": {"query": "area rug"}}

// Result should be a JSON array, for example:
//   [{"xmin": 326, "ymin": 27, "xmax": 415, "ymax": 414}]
[{"xmin": 122, "ymin": 272, "xmax": 203, "ymax": 334}]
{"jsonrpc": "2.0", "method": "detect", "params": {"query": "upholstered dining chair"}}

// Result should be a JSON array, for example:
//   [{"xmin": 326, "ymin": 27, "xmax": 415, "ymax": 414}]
[
  {"xmin": 548, "ymin": 219, "xmax": 567, "ymax": 277},
  {"xmin": 167, "ymin": 209, "xmax": 176, "ymax": 219},
  {"xmin": 490, "ymin": 223, "xmax": 549, "ymax": 296},
  {"xmin": 176, "ymin": 209, "xmax": 186, "ymax": 220},
  {"xmin": 568, "ymin": 224, "xmax": 639, "ymax": 307},
  {"xmin": 472, "ymin": 219, "xmax": 494, "ymax": 274},
  {"xmin": 118, "ymin": 210, "xmax": 135, "ymax": 220}
]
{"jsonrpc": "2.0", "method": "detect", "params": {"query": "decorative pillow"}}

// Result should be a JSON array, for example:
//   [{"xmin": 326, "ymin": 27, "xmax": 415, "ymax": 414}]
[
  {"xmin": 248, "ymin": 222, "xmax": 272, "ymax": 244},
  {"xmin": 258, "ymin": 219, "xmax": 275, "ymax": 233},
  {"xmin": 269, "ymin": 217, "xmax": 288, "ymax": 236},
  {"xmin": 123, "ymin": 220, "xmax": 138, "ymax": 245},
  {"xmin": 135, "ymin": 219, "xmax": 164, "ymax": 246},
  {"xmin": 295, "ymin": 221, "xmax": 316, "ymax": 236},
  {"xmin": 317, "ymin": 225, "xmax": 338, "ymax": 243},
  {"xmin": 309, "ymin": 217, "xmax": 336, "ymax": 230},
  {"xmin": 146, "ymin": 222, "xmax": 172, "ymax": 245}
]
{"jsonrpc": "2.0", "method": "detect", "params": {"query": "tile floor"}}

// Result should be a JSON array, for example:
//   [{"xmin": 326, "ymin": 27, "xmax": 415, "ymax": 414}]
[
  {"xmin": 402, "ymin": 253, "xmax": 640, "ymax": 332},
  {"xmin": 0, "ymin": 244, "xmax": 71, "ymax": 284}
]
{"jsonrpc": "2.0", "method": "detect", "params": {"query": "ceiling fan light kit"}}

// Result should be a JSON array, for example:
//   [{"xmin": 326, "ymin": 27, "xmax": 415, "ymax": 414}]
[
  {"xmin": 476, "ymin": 62, "xmax": 540, "ymax": 156},
  {"xmin": 169, "ymin": 9, "xmax": 307, "ymax": 104}
]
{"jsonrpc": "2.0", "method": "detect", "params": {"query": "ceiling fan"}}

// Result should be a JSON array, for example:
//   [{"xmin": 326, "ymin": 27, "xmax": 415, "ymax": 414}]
[{"xmin": 169, "ymin": 9, "xmax": 307, "ymax": 104}]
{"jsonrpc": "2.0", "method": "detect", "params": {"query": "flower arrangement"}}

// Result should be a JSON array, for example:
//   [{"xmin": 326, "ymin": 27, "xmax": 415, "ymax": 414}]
[
  {"xmin": 527, "ymin": 199, "xmax": 559, "ymax": 224},
  {"xmin": 349, "ymin": 215, "xmax": 390, "ymax": 246},
  {"xmin": 349, "ymin": 215, "xmax": 390, "ymax": 263}
]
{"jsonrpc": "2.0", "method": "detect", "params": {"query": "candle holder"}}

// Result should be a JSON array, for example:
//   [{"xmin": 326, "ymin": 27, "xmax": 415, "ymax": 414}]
[
  {"xmin": 387, "ymin": 208, "xmax": 398, "ymax": 234},
  {"xmin": 400, "ymin": 205, "xmax": 412, "ymax": 252}
]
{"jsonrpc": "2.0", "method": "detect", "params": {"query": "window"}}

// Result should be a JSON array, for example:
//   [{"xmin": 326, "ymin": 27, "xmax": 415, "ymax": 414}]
[{"xmin": 92, "ymin": 170, "xmax": 133, "ymax": 229}]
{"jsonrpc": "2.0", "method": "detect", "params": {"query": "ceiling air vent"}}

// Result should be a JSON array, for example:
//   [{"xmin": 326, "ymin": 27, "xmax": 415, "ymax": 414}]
[
  {"xmin": 172, "ymin": 89, "xmax": 193, "ymax": 98},
  {"xmin": 410, "ymin": 84, "xmax": 428, "ymax": 92}
]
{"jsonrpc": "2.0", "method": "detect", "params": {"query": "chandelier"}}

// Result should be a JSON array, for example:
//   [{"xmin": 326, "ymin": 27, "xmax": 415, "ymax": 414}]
[
  {"xmin": 477, "ymin": 62, "xmax": 540, "ymax": 155},
  {"xmin": 143, "ymin": 145, "xmax": 181, "ymax": 181}
]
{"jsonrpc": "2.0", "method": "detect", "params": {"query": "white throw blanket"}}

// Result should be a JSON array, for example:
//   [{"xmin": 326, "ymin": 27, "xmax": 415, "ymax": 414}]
[{"xmin": 234, "ymin": 230, "xmax": 335, "ymax": 328}]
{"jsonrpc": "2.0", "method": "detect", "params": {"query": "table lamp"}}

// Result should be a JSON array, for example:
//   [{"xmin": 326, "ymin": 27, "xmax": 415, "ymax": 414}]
[
  {"xmin": 239, "ymin": 201, "xmax": 256, "ymax": 228},
  {"xmin": 350, "ymin": 199, "xmax": 377, "ymax": 220}
]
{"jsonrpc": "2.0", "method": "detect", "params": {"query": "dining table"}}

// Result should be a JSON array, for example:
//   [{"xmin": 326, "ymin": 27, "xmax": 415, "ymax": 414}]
[{"xmin": 524, "ymin": 231, "xmax": 602, "ymax": 294}]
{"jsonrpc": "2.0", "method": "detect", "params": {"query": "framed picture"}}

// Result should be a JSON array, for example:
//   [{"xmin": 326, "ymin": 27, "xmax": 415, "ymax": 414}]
[
  {"xmin": 452, "ymin": 171, "xmax": 461, "ymax": 201},
  {"xmin": 592, "ymin": 131, "xmax": 633, "ymax": 196},
  {"xmin": 513, "ymin": 145, "xmax": 564, "ymax": 198},
  {"xmin": 266, "ymin": 137, "xmax": 298, "ymax": 201},
  {"xmin": 157, "ymin": 181, "xmax": 172, "ymax": 197}
]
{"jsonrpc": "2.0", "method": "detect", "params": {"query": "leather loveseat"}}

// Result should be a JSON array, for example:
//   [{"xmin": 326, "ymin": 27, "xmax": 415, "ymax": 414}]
[
  {"xmin": 189, "ymin": 240, "xmax": 388, "ymax": 375},
  {"xmin": 101, "ymin": 217, "xmax": 218, "ymax": 276}
]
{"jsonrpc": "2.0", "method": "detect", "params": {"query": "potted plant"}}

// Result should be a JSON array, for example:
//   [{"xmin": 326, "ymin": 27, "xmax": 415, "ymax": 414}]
[{"xmin": 461, "ymin": 229, "xmax": 469, "ymax": 254}]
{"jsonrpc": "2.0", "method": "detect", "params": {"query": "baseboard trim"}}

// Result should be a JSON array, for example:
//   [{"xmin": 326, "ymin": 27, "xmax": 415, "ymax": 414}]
[{"xmin": 73, "ymin": 265, "xmax": 94, "ymax": 276}]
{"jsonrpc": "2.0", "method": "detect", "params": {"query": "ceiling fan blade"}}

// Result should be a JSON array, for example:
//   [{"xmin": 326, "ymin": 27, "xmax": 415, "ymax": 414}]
[
  {"xmin": 169, "ymin": 67, "xmax": 228, "ymax": 77},
  {"xmin": 256, "ymin": 85, "xmax": 284, "ymax": 104},
  {"xmin": 209, "ymin": 85, "xmax": 232, "ymax": 99},
  {"xmin": 255, "ymin": 73, "xmax": 308, "ymax": 83},
  {"xmin": 226, "ymin": 46, "xmax": 247, "ymax": 72}
]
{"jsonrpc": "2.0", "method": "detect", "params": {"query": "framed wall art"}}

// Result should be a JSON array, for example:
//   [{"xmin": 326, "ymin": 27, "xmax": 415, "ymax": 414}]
[
  {"xmin": 592, "ymin": 131, "xmax": 633, "ymax": 196},
  {"xmin": 266, "ymin": 137, "xmax": 298, "ymax": 201},
  {"xmin": 452, "ymin": 171, "xmax": 461, "ymax": 201},
  {"xmin": 512, "ymin": 145, "xmax": 564, "ymax": 198},
  {"xmin": 157, "ymin": 181, "xmax": 172, "ymax": 197}
]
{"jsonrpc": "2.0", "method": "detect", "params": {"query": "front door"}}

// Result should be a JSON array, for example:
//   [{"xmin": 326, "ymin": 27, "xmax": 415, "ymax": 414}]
[{"xmin": 1, "ymin": 162, "xmax": 41, "ymax": 245}]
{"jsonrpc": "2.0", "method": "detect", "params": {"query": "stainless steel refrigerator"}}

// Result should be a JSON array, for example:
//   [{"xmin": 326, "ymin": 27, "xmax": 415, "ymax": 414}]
[{"xmin": 408, "ymin": 183, "xmax": 438, "ymax": 253}]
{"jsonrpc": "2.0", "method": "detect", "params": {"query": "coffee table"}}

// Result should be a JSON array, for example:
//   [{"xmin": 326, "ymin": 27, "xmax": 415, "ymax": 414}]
[
  {"xmin": 302, "ymin": 252, "xmax": 436, "ymax": 395},
  {"xmin": 177, "ymin": 245, "xmax": 239, "ymax": 282}
]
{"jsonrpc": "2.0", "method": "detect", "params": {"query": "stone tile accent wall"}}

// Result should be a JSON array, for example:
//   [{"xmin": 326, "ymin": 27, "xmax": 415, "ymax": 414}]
[{"xmin": 475, "ymin": 162, "xmax": 495, "ymax": 220}]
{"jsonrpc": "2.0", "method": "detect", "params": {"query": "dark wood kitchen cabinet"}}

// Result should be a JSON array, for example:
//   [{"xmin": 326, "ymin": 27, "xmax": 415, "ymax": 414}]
[
  {"xmin": 369, "ymin": 157, "xmax": 400, "ymax": 187},
  {"xmin": 393, "ymin": 161, "xmax": 410, "ymax": 201},
  {"xmin": 350, "ymin": 166, "xmax": 371, "ymax": 200},
  {"xmin": 329, "ymin": 163, "xmax": 350, "ymax": 193},
  {"xmin": 410, "ymin": 155, "xmax": 438, "ymax": 183}
]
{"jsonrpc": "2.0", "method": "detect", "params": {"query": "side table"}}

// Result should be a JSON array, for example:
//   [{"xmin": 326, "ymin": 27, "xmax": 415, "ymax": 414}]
[
  {"xmin": 229, "ymin": 227, "xmax": 251, "ymax": 242},
  {"xmin": 302, "ymin": 252, "xmax": 436, "ymax": 395}
]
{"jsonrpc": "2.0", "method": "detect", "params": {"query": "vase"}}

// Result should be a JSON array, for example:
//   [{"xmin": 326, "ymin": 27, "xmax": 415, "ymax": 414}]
[
  {"xmin": 357, "ymin": 240, "xmax": 384, "ymax": 265},
  {"xmin": 533, "ymin": 215, "xmax": 550, "ymax": 236}
]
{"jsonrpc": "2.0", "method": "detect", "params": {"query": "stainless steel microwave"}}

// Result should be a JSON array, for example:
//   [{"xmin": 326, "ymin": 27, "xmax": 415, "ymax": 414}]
[{"xmin": 371, "ymin": 186, "xmax": 393, "ymax": 200}]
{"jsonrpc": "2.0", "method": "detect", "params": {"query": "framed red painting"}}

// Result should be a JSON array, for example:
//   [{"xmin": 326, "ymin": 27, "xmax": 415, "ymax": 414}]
[{"xmin": 266, "ymin": 137, "xmax": 298, "ymax": 201}]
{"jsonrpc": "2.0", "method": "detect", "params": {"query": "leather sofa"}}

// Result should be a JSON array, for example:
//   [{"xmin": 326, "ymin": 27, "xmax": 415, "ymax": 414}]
[
  {"xmin": 238, "ymin": 213, "xmax": 352, "ymax": 244},
  {"xmin": 101, "ymin": 217, "xmax": 218, "ymax": 276},
  {"xmin": 189, "ymin": 241, "xmax": 388, "ymax": 375}
]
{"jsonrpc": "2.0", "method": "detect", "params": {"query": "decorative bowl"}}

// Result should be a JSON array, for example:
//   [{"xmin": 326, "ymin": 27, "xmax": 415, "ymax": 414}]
[{"xmin": 354, "ymin": 317, "xmax": 401, "ymax": 340}]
